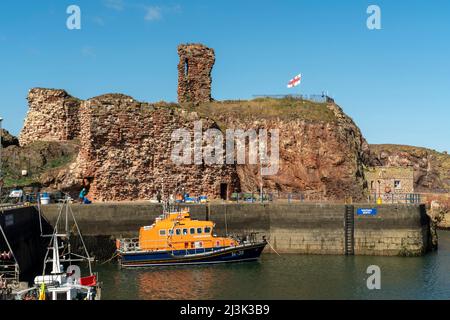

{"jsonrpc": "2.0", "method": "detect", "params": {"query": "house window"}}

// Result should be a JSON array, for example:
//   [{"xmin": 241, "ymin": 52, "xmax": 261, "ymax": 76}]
[
  {"xmin": 370, "ymin": 181, "xmax": 374, "ymax": 190},
  {"xmin": 394, "ymin": 180, "xmax": 401, "ymax": 189}
]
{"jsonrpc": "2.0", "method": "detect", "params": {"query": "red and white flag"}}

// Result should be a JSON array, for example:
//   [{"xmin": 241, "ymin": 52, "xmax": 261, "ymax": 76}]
[{"xmin": 287, "ymin": 73, "xmax": 302, "ymax": 88}]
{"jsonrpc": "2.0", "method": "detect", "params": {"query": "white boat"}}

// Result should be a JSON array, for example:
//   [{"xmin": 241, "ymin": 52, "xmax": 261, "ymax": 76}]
[{"xmin": 15, "ymin": 196, "xmax": 101, "ymax": 300}]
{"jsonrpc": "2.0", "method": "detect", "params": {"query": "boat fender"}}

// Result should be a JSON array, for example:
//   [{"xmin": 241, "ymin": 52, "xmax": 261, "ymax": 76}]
[
  {"xmin": 116, "ymin": 239, "xmax": 121, "ymax": 250},
  {"xmin": 0, "ymin": 251, "xmax": 11, "ymax": 260}
]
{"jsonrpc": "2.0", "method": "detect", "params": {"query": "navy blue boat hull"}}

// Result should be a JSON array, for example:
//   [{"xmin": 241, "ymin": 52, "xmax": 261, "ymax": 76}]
[{"xmin": 118, "ymin": 242, "xmax": 267, "ymax": 267}]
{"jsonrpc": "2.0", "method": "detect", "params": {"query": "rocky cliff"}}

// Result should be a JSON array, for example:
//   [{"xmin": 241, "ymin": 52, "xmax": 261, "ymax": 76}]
[
  {"xmin": 368, "ymin": 144, "xmax": 450, "ymax": 192},
  {"xmin": 193, "ymin": 98, "xmax": 370, "ymax": 201},
  {"xmin": 1, "ymin": 129, "xmax": 19, "ymax": 148},
  {"xmin": 10, "ymin": 88, "xmax": 370, "ymax": 201},
  {"xmin": 2, "ymin": 140, "xmax": 79, "ymax": 190}
]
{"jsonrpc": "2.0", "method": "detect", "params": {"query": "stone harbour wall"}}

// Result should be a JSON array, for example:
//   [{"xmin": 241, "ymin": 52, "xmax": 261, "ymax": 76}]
[{"xmin": 40, "ymin": 203, "xmax": 432, "ymax": 257}]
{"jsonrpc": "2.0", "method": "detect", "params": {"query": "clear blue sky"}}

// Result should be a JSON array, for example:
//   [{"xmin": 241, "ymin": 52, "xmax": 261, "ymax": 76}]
[{"xmin": 0, "ymin": 0, "xmax": 449, "ymax": 151}]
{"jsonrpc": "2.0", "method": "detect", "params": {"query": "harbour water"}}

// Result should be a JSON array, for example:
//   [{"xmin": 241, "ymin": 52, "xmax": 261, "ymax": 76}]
[{"xmin": 94, "ymin": 230, "xmax": 450, "ymax": 300}]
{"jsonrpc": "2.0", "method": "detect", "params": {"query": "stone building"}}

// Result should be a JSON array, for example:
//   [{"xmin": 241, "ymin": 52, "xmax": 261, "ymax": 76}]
[
  {"xmin": 177, "ymin": 43, "xmax": 215, "ymax": 105},
  {"xmin": 365, "ymin": 166, "xmax": 415, "ymax": 196}
]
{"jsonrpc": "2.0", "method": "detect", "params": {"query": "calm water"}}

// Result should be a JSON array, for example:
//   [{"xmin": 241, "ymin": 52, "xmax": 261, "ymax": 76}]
[{"xmin": 94, "ymin": 230, "xmax": 450, "ymax": 300}]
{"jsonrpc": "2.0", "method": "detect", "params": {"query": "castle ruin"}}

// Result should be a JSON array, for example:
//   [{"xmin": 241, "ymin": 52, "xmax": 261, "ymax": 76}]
[{"xmin": 177, "ymin": 43, "xmax": 215, "ymax": 105}]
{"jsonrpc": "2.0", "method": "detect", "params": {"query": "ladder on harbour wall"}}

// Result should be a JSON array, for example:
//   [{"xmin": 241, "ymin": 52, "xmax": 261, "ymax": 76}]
[{"xmin": 344, "ymin": 205, "xmax": 355, "ymax": 255}]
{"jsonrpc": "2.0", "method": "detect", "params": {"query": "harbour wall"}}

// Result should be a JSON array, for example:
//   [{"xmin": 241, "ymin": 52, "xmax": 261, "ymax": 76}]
[
  {"xmin": 40, "ymin": 203, "xmax": 433, "ymax": 259},
  {"xmin": 0, "ymin": 206, "xmax": 52, "ymax": 282}
]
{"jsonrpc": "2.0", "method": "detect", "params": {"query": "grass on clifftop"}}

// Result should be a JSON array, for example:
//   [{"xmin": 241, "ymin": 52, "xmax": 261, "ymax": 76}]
[
  {"xmin": 3, "ymin": 141, "xmax": 79, "ymax": 188},
  {"xmin": 188, "ymin": 97, "xmax": 336, "ymax": 123}
]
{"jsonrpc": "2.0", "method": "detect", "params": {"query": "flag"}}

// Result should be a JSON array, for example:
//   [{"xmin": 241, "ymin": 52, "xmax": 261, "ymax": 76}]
[{"xmin": 287, "ymin": 74, "xmax": 302, "ymax": 88}]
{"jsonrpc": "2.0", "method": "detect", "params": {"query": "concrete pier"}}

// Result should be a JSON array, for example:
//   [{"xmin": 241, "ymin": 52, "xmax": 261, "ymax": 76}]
[{"xmin": 40, "ymin": 203, "xmax": 433, "ymax": 258}]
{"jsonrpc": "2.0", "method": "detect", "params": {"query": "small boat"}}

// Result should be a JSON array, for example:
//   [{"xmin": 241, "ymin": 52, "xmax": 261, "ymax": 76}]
[
  {"xmin": 116, "ymin": 205, "xmax": 267, "ymax": 268},
  {"xmin": 0, "ymin": 223, "xmax": 21, "ymax": 300},
  {"xmin": 15, "ymin": 196, "xmax": 101, "ymax": 300}
]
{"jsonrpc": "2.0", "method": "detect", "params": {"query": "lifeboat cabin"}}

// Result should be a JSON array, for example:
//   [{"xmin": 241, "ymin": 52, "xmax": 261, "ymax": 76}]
[{"xmin": 117, "ymin": 208, "xmax": 267, "ymax": 267}]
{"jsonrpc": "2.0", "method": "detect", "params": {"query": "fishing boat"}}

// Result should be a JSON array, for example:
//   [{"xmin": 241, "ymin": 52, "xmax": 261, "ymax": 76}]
[
  {"xmin": 0, "ymin": 221, "xmax": 20, "ymax": 300},
  {"xmin": 116, "ymin": 204, "xmax": 267, "ymax": 268},
  {"xmin": 15, "ymin": 196, "xmax": 101, "ymax": 300}
]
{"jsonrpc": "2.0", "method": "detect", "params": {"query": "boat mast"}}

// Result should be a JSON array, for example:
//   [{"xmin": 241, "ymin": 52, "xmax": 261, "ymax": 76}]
[{"xmin": 41, "ymin": 195, "xmax": 93, "ymax": 276}]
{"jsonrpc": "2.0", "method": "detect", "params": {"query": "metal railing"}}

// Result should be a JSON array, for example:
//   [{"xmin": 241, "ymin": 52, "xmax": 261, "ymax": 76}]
[
  {"xmin": 118, "ymin": 237, "xmax": 237, "ymax": 254},
  {"xmin": 226, "ymin": 191, "xmax": 426, "ymax": 205},
  {"xmin": 368, "ymin": 192, "xmax": 422, "ymax": 204},
  {"xmin": 252, "ymin": 93, "xmax": 333, "ymax": 103},
  {"xmin": 229, "ymin": 192, "xmax": 341, "ymax": 204}
]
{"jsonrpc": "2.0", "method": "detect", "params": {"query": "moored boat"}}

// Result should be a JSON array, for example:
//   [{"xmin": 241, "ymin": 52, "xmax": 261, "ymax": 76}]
[
  {"xmin": 14, "ymin": 196, "xmax": 101, "ymax": 300},
  {"xmin": 116, "ymin": 206, "xmax": 267, "ymax": 268}
]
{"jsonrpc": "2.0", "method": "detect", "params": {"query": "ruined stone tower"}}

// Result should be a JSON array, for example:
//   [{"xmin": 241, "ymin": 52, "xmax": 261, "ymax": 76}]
[
  {"xmin": 177, "ymin": 43, "xmax": 215, "ymax": 105},
  {"xmin": 19, "ymin": 88, "xmax": 81, "ymax": 146}
]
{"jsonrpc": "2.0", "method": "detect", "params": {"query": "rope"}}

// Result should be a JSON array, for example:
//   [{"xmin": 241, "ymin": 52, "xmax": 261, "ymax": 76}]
[
  {"xmin": 100, "ymin": 252, "xmax": 119, "ymax": 265},
  {"xmin": 266, "ymin": 239, "xmax": 281, "ymax": 257}
]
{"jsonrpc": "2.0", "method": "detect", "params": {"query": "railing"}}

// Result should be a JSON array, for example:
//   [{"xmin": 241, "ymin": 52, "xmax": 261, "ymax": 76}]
[
  {"xmin": 227, "ymin": 191, "xmax": 426, "ymax": 205},
  {"xmin": 229, "ymin": 192, "xmax": 343, "ymax": 204},
  {"xmin": 368, "ymin": 192, "xmax": 422, "ymax": 204},
  {"xmin": 118, "ymin": 237, "xmax": 240, "ymax": 254},
  {"xmin": 252, "ymin": 94, "xmax": 333, "ymax": 103},
  {"xmin": 0, "ymin": 188, "xmax": 65, "ymax": 205}
]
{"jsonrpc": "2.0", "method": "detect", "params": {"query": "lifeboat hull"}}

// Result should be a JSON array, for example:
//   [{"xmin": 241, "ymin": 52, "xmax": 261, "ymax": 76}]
[{"xmin": 118, "ymin": 241, "xmax": 267, "ymax": 268}]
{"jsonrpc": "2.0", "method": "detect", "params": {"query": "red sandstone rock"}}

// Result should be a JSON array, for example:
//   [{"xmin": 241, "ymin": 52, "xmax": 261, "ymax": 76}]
[
  {"xmin": 19, "ymin": 88, "xmax": 81, "ymax": 146},
  {"xmin": 177, "ymin": 43, "xmax": 215, "ymax": 105},
  {"xmin": 74, "ymin": 94, "xmax": 239, "ymax": 201}
]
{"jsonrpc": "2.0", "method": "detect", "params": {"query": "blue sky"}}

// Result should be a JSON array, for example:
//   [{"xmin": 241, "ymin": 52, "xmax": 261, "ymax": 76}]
[{"xmin": 0, "ymin": 0, "xmax": 449, "ymax": 151}]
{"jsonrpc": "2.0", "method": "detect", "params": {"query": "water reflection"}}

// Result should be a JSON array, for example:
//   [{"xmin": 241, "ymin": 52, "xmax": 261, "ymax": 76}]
[
  {"xmin": 96, "ymin": 231, "xmax": 450, "ymax": 300},
  {"xmin": 136, "ymin": 266, "xmax": 217, "ymax": 300}
]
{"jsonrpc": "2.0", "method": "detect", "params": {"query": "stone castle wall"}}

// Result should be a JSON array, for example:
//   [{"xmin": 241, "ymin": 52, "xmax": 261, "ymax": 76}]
[
  {"xmin": 177, "ymin": 43, "xmax": 215, "ymax": 105},
  {"xmin": 40, "ymin": 203, "xmax": 432, "ymax": 257},
  {"xmin": 19, "ymin": 88, "xmax": 81, "ymax": 146},
  {"xmin": 75, "ymin": 94, "xmax": 240, "ymax": 201},
  {"xmin": 17, "ymin": 43, "xmax": 372, "ymax": 201}
]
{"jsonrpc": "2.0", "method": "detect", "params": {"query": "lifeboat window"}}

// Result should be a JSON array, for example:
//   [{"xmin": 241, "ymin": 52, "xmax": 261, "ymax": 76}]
[
  {"xmin": 183, "ymin": 229, "xmax": 188, "ymax": 235},
  {"xmin": 159, "ymin": 229, "xmax": 166, "ymax": 236},
  {"xmin": 176, "ymin": 229, "xmax": 181, "ymax": 235},
  {"xmin": 168, "ymin": 229, "xmax": 174, "ymax": 236},
  {"xmin": 197, "ymin": 228, "xmax": 202, "ymax": 234},
  {"xmin": 190, "ymin": 228, "xmax": 195, "ymax": 235},
  {"xmin": 205, "ymin": 227, "xmax": 211, "ymax": 234}
]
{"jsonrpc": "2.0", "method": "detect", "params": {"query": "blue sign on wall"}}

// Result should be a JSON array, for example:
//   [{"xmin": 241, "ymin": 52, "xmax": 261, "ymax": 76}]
[{"xmin": 357, "ymin": 208, "xmax": 378, "ymax": 216}]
